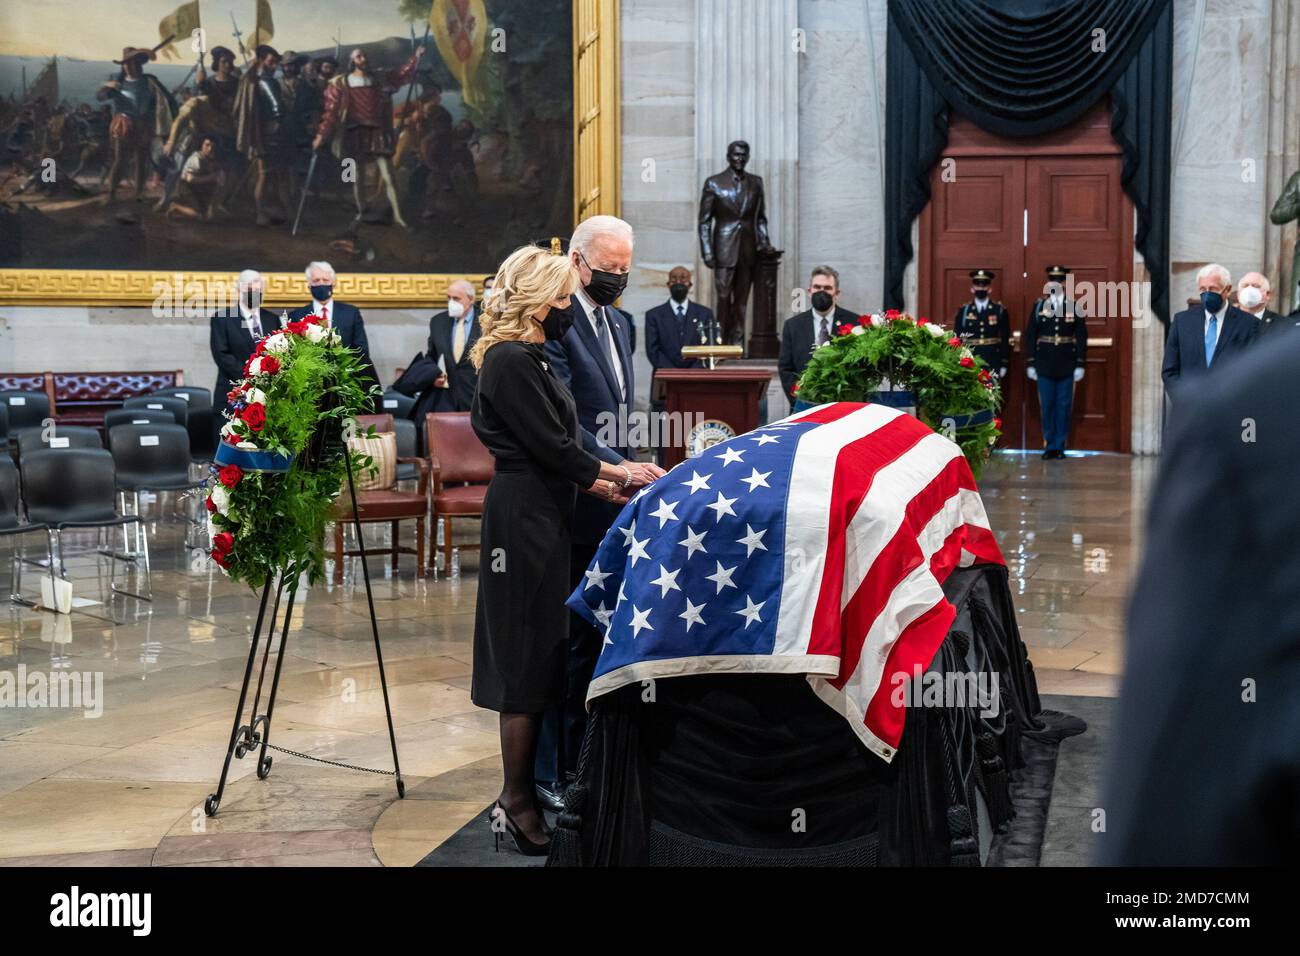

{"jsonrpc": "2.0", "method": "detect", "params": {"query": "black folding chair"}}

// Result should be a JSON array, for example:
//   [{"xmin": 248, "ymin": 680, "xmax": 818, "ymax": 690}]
[
  {"xmin": 394, "ymin": 417, "xmax": 419, "ymax": 483},
  {"xmin": 3, "ymin": 389, "xmax": 52, "ymax": 452},
  {"xmin": 0, "ymin": 403, "xmax": 9, "ymax": 447},
  {"xmin": 103, "ymin": 408, "xmax": 174, "ymax": 436},
  {"xmin": 108, "ymin": 423, "xmax": 208, "ymax": 551},
  {"xmin": 379, "ymin": 390, "xmax": 416, "ymax": 420},
  {"xmin": 15, "ymin": 425, "xmax": 103, "ymax": 458},
  {"xmin": 153, "ymin": 387, "xmax": 216, "ymax": 463},
  {"xmin": 21, "ymin": 448, "xmax": 149, "ymax": 604},
  {"xmin": 1, "ymin": 456, "xmax": 52, "ymax": 607},
  {"xmin": 122, "ymin": 395, "xmax": 189, "ymax": 427}
]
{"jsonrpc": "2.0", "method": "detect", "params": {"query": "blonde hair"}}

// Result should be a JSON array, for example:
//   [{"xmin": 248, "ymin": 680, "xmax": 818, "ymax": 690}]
[{"xmin": 470, "ymin": 246, "xmax": 579, "ymax": 368}]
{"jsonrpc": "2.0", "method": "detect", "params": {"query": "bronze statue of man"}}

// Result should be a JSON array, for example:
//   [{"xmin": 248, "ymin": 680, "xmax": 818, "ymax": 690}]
[
  {"xmin": 698, "ymin": 140, "xmax": 774, "ymax": 346},
  {"xmin": 1269, "ymin": 170, "xmax": 1300, "ymax": 312}
]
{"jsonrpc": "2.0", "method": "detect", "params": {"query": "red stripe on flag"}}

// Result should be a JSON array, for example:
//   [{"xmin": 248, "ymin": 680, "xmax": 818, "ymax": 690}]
[
  {"xmin": 959, "ymin": 524, "xmax": 1004, "ymax": 567},
  {"xmin": 790, "ymin": 402, "xmax": 869, "ymax": 426},
  {"xmin": 863, "ymin": 597, "xmax": 957, "ymax": 749},
  {"xmin": 830, "ymin": 454, "xmax": 972, "ymax": 686},
  {"xmin": 804, "ymin": 414, "xmax": 933, "ymax": 657}
]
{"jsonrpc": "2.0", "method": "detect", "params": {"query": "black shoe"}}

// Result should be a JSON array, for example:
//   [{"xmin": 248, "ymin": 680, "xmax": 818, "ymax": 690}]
[
  {"xmin": 1041, "ymin": 450, "xmax": 1052, "ymax": 460},
  {"xmin": 1052, "ymin": 450, "xmax": 1067, "ymax": 459},
  {"xmin": 490, "ymin": 802, "xmax": 551, "ymax": 857},
  {"xmin": 534, "ymin": 780, "xmax": 566, "ymax": 813}
]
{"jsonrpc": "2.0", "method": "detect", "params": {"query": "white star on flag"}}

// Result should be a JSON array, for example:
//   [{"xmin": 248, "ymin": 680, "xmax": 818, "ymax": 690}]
[
  {"xmin": 649, "ymin": 497, "xmax": 680, "ymax": 528},
  {"xmin": 706, "ymin": 560, "xmax": 738, "ymax": 594},
  {"xmin": 618, "ymin": 520, "xmax": 638, "ymax": 546},
  {"xmin": 716, "ymin": 447, "xmax": 745, "ymax": 466},
  {"xmin": 594, "ymin": 603, "xmax": 613, "ymax": 643},
  {"xmin": 682, "ymin": 471, "xmax": 712, "ymax": 494},
  {"xmin": 650, "ymin": 564, "xmax": 681, "ymax": 597},
  {"xmin": 679, "ymin": 598, "xmax": 707, "ymax": 632},
  {"xmin": 627, "ymin": 533, "xmax": 650, "ymax": 566},
  {"xmin": 615, "ymin": 580, "xmax": 627, "ymax": 610},
  {"xmin": 751, "ymin": 433, "xmax": 780, "ymax": 446},
  {"xmin": 629, "ymin": 605, "xmax": 654, "ymax": 638},
  {"xmin": 735, "ymin": 595, "xmax": 765, "ymax": 628},
  {"xmin": 737, "ymin": 524, "xmax": 768, "ymax": 557},
  {"xmin": 678, "ymin": 525, "xmax": 708, "ymax": 559},
  {"xmin": 706, "ymin": 491, "xmax": 738, "ymax": 522},
  {"xmin": 584, "ymin": 561, "xmax": 611, "ymax": 591},
  {"xmin": 740, "ymin": 468, "xmax": 771, "ymax": 492}
]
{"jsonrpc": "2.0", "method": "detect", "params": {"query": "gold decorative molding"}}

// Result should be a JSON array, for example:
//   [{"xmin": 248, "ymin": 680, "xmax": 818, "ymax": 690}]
[
  {"xmin": 573, "ymin": 0, "xmax": 622, "ymax": 222},
  {"xmin": 0, "ymin": 269, "xmax": 472, "ymax": 309},
  {"xmin": 0, "ymin": 7, "xmax": 620, "ymax": 307}
]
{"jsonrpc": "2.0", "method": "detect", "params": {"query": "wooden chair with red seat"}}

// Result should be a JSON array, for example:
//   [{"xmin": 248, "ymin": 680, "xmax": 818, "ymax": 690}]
[
  {"xmin": 424, "ymin": 412, "xmax": 493, "ymax": 575},
  {"xmin": 330, "ymin": 413, "xmax": 429, "ymax": 584}
]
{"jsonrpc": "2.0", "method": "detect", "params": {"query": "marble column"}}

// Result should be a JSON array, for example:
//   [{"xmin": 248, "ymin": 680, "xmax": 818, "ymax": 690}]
[{"xmin": 694, "ymin": 0, "xmax": 800, "ymax": 326}]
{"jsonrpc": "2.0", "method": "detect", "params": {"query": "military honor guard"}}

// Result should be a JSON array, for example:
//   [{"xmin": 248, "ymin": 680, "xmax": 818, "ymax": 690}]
[
  {"xmin": 953, "ymin": 269, "xmax": 1011, "ymax": 378},
  {"xmin": 1025, "ymin": 265, "xmax": 1088, "ymax": 459}
]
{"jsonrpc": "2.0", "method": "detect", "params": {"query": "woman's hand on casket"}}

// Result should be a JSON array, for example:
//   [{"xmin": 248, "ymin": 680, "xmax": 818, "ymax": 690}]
[
  {"xmin": 622, "ymin": 460, "xmax": 666, "ymax": 489},
  {"xmin": 584, "ymin": 476, "xmax": 631, "ymax": 505}
]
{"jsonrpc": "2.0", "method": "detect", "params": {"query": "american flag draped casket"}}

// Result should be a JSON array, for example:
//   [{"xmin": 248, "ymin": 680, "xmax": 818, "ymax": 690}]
[{"xmin": 568, "ymin": 401, "xmax": 1006, "ymax": 763}]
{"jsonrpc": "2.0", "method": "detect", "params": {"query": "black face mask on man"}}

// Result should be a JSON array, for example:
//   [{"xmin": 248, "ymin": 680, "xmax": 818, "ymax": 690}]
[
  {"xmin": 579, "ymin": 253, "xmax": 628, "ymax": 306},
  {"xmin": 811, "ymin": 291, "xmax": 834, "ymax": 313},
  {"xmin": 310, "ymin": 284, "xmax": 333, "ymax": 303},
  {"xmin": 669, "ymin": 283, "xmax": 690, "ymax": 303},
  {"xmin": 541, "ymin": 305, "xmax": 575, "ymax": 341}
]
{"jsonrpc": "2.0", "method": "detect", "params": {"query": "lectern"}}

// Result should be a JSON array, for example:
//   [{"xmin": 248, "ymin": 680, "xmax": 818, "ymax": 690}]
[{"xmin": 653, "ymin": 364, "xmax": 774, "ymax": 468}]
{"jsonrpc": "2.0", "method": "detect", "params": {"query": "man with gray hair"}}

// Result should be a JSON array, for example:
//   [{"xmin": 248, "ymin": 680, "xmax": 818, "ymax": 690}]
[
  {"xmin": 210, "ymin": 268, "xmax": 282, "ymax": 445},
  {"xmin": 1161, "ymin": 262, "xmax": 1259, "ymax": 401},
  {"xmin": 423, "ymin": 277, "xmax": 481, "ymax": 412},
  {"xmin": 289, "ymin": 261, "xmax": 378, "ymax": 400}
]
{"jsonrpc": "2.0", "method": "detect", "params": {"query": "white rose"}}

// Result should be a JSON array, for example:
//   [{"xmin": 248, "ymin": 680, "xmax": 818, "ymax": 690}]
[
  {"xmin": 247, "ymin": 357, "xmax": 262, "ymax": 376},
  {"xmin": 236, "ymin": 440, "xmax": 259, "ymax": 451},
  {"xmin": 869, "ymin": 313, "xmax": 886, "ymax": 327},
  {"xmin": 850, "ymin": 325, "xmax": 866, "ymax": 335},
  {"xmin": 262, "ymin": 332, "xmax": 290, "ymax": 354},
  {"xmin": 925, "ymin": 323, "xmax": 948, "ymax": 338},
  {"xmin": 244, "ymin": 387, "xmax": 267, "ymax": 406},
  {"xmin": 960, "ymin": 347, "xmax": 974, "ymax": 360},
  {"xmin": 210, "ymin": 484, "xmax": 231, "ymax": 515},
  {"xmin": 305, "ymin": 322, "xmax": 329, "ymax": 344}
]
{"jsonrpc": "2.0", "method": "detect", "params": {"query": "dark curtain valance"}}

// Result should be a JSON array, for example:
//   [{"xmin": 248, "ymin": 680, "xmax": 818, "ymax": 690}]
[{"xmin": 884, "ymin": 0, "xmax": 1173, "ymax": 326}]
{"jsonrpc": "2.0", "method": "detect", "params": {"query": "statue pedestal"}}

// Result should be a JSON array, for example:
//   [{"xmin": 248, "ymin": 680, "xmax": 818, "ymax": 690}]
[{"xmin": 747, "ymin": 248, "xmax": 783, "ymax": 359}]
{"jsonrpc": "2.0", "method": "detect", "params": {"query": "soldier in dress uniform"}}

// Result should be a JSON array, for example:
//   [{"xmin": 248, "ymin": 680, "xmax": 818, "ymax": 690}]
[
  {"xmin": 1025, "ymin": 265, "xmax": 1088, "ymax": 459},
  {"xmin": 953, "ymin": 268, "xmax": 1011, "ymax": 378}
]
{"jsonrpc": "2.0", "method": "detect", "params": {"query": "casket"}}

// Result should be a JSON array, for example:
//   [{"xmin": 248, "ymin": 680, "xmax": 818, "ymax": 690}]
[{"xmin": 553, "ymin": 402, "xmax": 1080, "ymax": 866}]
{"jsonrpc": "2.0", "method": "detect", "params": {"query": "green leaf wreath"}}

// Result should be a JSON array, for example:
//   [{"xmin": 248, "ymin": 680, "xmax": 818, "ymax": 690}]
[
  {"xmin": 206, "ymin": 315, "xmax": 377, "ymax": 587},
  {"xmin": 794, "ymin": 310, "xmax": 1003, "ymax": 477}
]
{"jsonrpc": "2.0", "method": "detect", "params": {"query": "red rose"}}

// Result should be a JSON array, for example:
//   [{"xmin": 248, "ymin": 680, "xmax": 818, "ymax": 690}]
[
  {"xmin": 859, "ymin": 314, "xmax": 872, "ymax": 327},
  {"xmin": 948, "ymin": 337, "xmax": 962, "ymax": 348},
  {"xmin": 792, "ymin": 382, "xmax": 800, "ymax": 394},
  {"xmin": 885, "ymin": 309, "xmax": 901, "ymax": 320},
  {"xmin": 259, "ymin": 355, "xmax": 281, "ymax": 375},
  {"xmin": 837, "ymin": 323, "xmax": 853, "ymax": 337},
  {"xmin": 917, "ymin": 317, "xmax": 929, "ymax": 326},
  {"xmin": 286, "ymin": 320, "xmax": 311, "ymax": 336},
  {"xmin": 994, "ymin": 418, "xmax": 1003, "ymax": 430},
  {"xmin": 211, "ymin": 531, "xmax": 234, "ymax": 568},
  {"xmin": 241, "ymin": 402, "xmax": 266, "ymax": 432},
  {"xmin": 218, "ymin": 463, "xmax": 243, "ymax": 488},
  {"xmin": 959, "ymin": 356, "xmax": 974, "ymax": 368},
  {"xmin": 978, "ymin": 368, "xmax": 991, "ymax": 383},
  {"xmin": 205, "ymin": 495, "xmax": 216, "ymax": 513}
]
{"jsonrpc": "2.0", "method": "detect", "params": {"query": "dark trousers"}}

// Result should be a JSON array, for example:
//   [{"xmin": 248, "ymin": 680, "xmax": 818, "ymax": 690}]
[
  {"xmin": 715, "ymin": 254, "xmax": 755, "ymax": 346},
  {"xmin": 534, "ymin": 540, "xmax": 603, "ymax": 784},
  {"xmin": 1036, "ymin": 375, "xmax": 1074, "ymax": 452}
]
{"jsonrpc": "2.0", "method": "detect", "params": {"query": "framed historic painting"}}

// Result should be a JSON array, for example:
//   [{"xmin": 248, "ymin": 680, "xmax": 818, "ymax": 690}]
[{"xmin": 0, "ymin": 0, "xmax": 619, "ymax": 306}]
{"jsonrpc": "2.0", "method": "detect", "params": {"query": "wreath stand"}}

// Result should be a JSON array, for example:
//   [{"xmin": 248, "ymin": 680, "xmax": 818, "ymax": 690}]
[{"xmin": 204, "ymin": 448, "xmax": 406, "ymax": 816}]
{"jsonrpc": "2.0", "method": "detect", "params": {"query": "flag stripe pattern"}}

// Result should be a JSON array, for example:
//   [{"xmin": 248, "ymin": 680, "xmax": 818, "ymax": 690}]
[{"xmin": 569, "ymin": 402, "xmax": 1004, "ymax": 762}]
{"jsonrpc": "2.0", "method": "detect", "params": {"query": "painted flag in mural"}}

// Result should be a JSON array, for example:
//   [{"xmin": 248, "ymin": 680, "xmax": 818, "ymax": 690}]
[
  {"xmin": 568, "ymin": 402, "xmax": 1005, "ymax": 762},
  {"xmin": 158, "ymin": 1, "xmax": 201, "ymax": 60},
  {"xmin": 249, "ymin": 0, "xmax": 275, "ymax": 50},
  {"xmin": 430, "ymin": 0, "xmax": 488, "ymax": 107}
]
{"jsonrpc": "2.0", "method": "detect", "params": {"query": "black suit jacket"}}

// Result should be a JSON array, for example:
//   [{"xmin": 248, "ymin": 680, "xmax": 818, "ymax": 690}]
[
  {"xmin": 645, "ymin": 300, "xmax": 715, "ymax": 371},
  {"xmin": 289, "ymin": 300, "xmax": 379, "ymax": 400},
  {"xmin": 778, "ymin": 306, "xmax": 858, "ymax": 402},
  {"xmin": 1102, "ymin": 332, "xmax": 1300, "ymax": 864},
  {"xmin": 210, "ymin": 307, "xmax": 282, "ymax": 410},
  {"xmin": 1161, "ymin": 305, "xmax": 1258, "ymax": 399},
  {"xmin": 698, "ymin": 169, "xmax": 770, "ymax": 268},
  {"xmin": 426, "ymin": 307, "xmax": 481, "ymax": 412}
]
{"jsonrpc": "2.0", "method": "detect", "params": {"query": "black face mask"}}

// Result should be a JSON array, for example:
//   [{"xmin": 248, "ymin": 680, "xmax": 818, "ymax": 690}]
[
  {"xmin": 811, "ymin": 291, "xmax": 834, "ymax": 313},
  {"xmin": 541, "ymin": 305, "xmax": 574, "ymax": 341},
  {"xmin": 580, "ymin": 254, "xmax": 628, "ymax": 306},
  {"xmin": 310, "ymin": 284, "xmax": 333, "ymax": 302},
  {"xmin": 242, "ymin": 291, "xmax": 262, "ymax": 311},
  {"xmin": 669, "ymin": 283, "xmax": 689, "ymax": 303},
  {"xmin": 973, "ymin": 289, "xmax": 989, "ymax": 301}
]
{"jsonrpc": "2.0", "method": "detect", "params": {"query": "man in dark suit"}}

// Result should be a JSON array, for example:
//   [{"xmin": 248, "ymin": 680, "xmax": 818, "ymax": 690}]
[
  {"xmin": 1025, "ymin": 265, "xmax": 1088, "ymax": 459},
  {"xmin": 209, "ymin": 269, "xmax": 282, "ymax": 445},
  {"xmin": 646, "ymin": 265, "xmax": 717, "ymax": 374},
  {"xmin": 698, "ymin": 140, "xmax": 774, "ymax": 345},
  {"xmin": 423, "ymin": 277, "xmax": 480, "ymax": 412},
  {"xmin": 1102, "ymin": 330, "xmax": 1300, "ymax": 865},
  {"xmin": 289, "ymin": 260, "xmax": 379, "ymax": 405},
  {"xmin": 539, "ymin": 216, "xmax": 664, "ymax": 808},
  {"xmin": 1237, "ymin": 270, "xmax": 1286, "ymax": 334},
  {"xmin": 1161, "ymin": 263, "xmax": 1259, "ymax": 402},
  {"xmin": 777, "ymin": 265, "xmax": 857, "ymax": 406}
]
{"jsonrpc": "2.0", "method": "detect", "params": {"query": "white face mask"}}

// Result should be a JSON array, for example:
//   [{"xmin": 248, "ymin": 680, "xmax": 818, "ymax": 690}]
[
  {"xmin": 447, "ymin": 299, "xmax": 466, "ymax": 319},
  {"xmin": 1238, "ymin": 286, "xmax": 1264, "ymax": 309}
]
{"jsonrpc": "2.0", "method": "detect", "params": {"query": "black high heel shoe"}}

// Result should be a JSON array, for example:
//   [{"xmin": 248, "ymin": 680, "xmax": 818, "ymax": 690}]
[{"xmin": 490, "ymin": 802, "xmax": 551, "ymax": 856}]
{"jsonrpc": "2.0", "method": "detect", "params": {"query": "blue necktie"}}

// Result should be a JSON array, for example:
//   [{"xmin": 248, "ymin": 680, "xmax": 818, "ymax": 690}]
[{"xmin": 1205, "ymin": 314, "xmax": 1217, "ymax": 367}]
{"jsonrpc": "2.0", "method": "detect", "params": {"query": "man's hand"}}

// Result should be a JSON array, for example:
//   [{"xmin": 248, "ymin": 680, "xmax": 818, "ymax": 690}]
[
  {"xmin": 1027, "ymin": 367, "xmax": 1038, "ymax": 381},
  {"xmin": 999, "ymin": 367, "xmax": 1007, "ymax": 378},
  {"xmin": 434, "ymin": 374, "xmax": 448, "ymax": 389},
  {"xmin": 1073, "ymin": 367, "xmax": 1085, "ymax": 383},
  {"xmin": 311, "ymin": 134, "xmax": 324, "ymax": 151}
]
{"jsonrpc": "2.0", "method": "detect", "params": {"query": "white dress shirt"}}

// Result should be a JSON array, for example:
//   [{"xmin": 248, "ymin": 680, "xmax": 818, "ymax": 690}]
[{"xmin": 575, "ymin": 286, "xmax": 626, "ymax": 399}]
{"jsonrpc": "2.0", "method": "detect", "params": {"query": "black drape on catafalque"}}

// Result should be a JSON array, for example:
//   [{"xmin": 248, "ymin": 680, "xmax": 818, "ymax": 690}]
[{"xmin": 884, "ymin": 0, "xmax": 1173, "ymax": 327}]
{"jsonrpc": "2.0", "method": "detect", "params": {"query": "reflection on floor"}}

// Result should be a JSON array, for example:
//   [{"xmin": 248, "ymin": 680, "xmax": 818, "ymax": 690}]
[{"xmin": 0, "ymin": 450, "xmax": 1155, "ymax": 866}]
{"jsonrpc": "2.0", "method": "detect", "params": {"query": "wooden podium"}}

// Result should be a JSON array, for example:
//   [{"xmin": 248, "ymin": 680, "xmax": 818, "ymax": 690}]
[{"xmin": 653, "ymin": 365, "xmax": 774, "ymax": 468}]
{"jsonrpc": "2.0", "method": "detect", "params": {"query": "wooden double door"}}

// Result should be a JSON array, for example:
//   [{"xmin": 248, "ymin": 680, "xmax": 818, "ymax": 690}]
[{"xmin": 918, "ymin": 107, "xmax": 1132, "ymax": 452}]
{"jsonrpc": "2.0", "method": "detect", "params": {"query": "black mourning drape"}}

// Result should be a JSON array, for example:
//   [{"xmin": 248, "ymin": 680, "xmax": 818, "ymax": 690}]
[{"xmin": 884, "ymin": 0, "xmax": 1173, "ymax": 327}]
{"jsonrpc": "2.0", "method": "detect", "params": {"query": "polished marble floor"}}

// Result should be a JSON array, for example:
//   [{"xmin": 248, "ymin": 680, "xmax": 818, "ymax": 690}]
[{"xmin": 0, "ymin": 451, "xmax": 1155, "ymax": 866}]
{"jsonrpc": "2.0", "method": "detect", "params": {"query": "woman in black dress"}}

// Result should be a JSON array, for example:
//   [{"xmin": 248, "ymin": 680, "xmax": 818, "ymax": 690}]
[{"xmin": 468, "ymin": 245, "xmax": 643, "ymax": 854}]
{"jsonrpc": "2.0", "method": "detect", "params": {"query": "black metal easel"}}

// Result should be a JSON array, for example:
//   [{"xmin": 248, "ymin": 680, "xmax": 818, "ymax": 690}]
[{"xmin": 205, "ymin": 449, "xmax": 406, "ymax": 816}]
